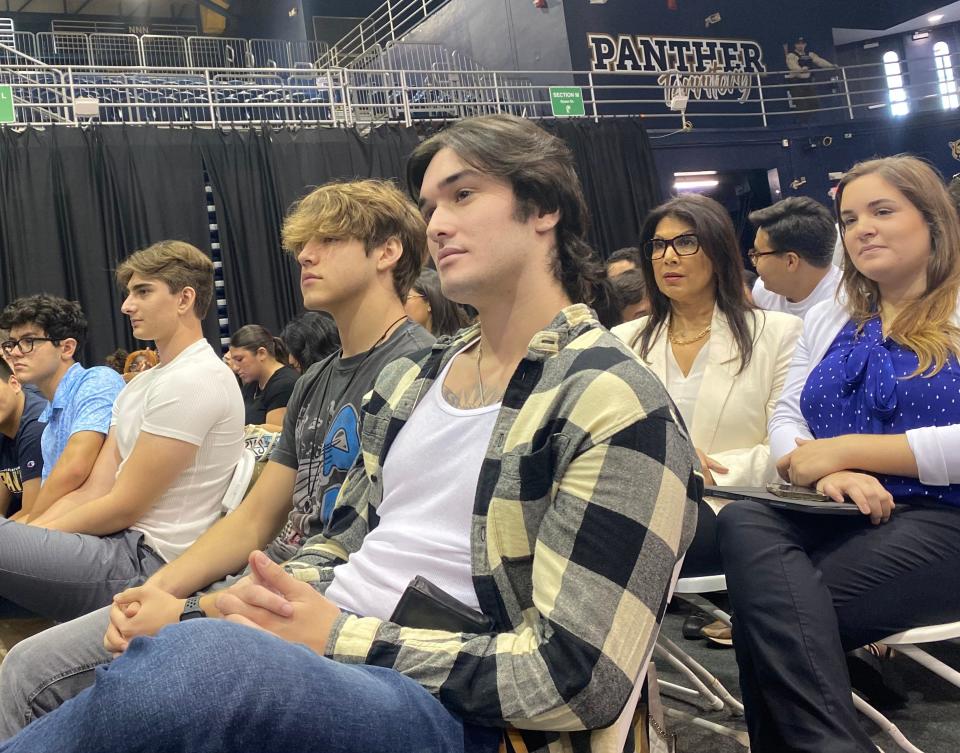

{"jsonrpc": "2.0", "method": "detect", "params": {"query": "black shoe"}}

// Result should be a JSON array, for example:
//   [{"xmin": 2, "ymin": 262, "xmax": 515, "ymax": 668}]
[
  {"xmin": 682, "ymin": 613, "xmax": 710, "ymax": 640},
  {"xmin": 846, "ymin": 647, "xmax": 908, "ymax": 710}
]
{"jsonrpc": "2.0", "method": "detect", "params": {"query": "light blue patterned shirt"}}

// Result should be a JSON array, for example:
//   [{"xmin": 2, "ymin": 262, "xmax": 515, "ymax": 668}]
[{"xmin": 39, "ymin": 363, "xmax": 125, "ymax": 482}]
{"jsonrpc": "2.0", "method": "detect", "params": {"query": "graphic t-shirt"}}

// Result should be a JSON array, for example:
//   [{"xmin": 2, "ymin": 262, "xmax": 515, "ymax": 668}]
[{"xmin": 267, "ymin": 320, "xmax": 434, "ymax": 561}]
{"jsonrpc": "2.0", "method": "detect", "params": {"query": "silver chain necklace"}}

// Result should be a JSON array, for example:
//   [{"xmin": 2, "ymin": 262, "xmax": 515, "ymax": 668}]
[{"xmin": 476, "ymin": 337, "xmax": 485, "ymax": 405}]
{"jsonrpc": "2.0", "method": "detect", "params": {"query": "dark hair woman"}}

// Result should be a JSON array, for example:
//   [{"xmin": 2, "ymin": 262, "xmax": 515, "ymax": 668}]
[
  {"xmin": 229, "ymin": 324, "xmax": 298, "ymax": 428},
  {"xmin": 280, "ymin": 312, "xmax": 340, "ymax": 373},
  {"xmin": 613, "ymin": 193, "xmax": 802, "ymax": 581}
]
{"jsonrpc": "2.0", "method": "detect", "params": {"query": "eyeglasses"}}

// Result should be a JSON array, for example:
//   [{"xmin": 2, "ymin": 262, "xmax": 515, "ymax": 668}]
[
  {"xmin": 747, "ymin": 249, "xmax": 783, "ymax": 266},
  {"xmin": 643, "ymin": 234, "xmax": 701, "ymax": 261},
  {"xmin": 0, "ymin": 336, "xmax": 58, "ymax": 355}
]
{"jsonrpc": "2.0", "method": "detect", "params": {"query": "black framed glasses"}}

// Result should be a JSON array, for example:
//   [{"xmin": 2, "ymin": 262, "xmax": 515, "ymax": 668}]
[
  {"xmin": 0, "ymin": 336, "xmax": 58, "ymax": 355},
  {"xmin": 747, "ymin": 249, "xmax": 783, "ymax": 266},
  {"xmin": 643, "ymin": 233, "xmax": 701, "ymax": 261}
]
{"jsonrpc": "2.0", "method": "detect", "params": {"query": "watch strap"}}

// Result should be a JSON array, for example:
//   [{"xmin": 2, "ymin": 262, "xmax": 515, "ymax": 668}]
[{"xmin": 179, "ymin": 595, "xmax": 206, "ymax": 622}]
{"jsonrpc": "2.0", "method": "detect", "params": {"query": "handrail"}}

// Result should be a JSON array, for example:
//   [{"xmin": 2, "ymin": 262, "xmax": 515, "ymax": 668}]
[
  {"xmin": 0, "ymin": 40, "xmax": 57, "ymax": 69},
  {"xmin": 0, "ymin": 57, "xmax": 950, "ymax": 130},
  {"xmin": 319, "ymin": 0, "xmax": 450, "ymax": 68}
]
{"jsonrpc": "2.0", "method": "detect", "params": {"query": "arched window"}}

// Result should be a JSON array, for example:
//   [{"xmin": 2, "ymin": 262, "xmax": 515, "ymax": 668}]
[
  {"xmin": 883, "ymin": 50, "xmax": 909, "ymax": 116},
  {"xmin": 934, "ymin": 41, "xmax": 959, "ymax": 110}
]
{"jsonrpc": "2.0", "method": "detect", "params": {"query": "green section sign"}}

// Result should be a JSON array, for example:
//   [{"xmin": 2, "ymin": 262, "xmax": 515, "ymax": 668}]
[
  {"xmin": 0, "ymin": 85, "xmax": 14, "ymax": 124},
  {"xmin": 549, "ymin": 86, "xmax": 585, "ymax": 117}
]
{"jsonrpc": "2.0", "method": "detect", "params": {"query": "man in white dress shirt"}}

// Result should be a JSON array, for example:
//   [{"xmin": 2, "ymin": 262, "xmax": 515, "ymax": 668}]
[{"xmin": 748, "ymin": 197, "xmax": 842, "ymax": 319}]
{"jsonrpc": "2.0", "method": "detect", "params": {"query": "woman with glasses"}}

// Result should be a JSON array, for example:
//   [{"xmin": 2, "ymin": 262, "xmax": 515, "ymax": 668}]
[
  {"xmin": 403, "ymin": 268, "xmax": 471, "ymax": 337},
  {"xmin": 717, "ymin": 156, "xmax": 960, "ymax": 752},
  {"xmin": 613, "ymin": 194, "xmax": 802, "ymax": 580}
]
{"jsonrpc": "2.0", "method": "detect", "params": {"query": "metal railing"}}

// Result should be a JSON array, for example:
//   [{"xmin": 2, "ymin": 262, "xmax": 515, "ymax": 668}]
[
  {"xmin": 0, "ymin": 48, "xmax": 956, "ymax": 130},
  {"xmin": 317, "ymin": 0, "xmax": 451, "ymax": 68},
  {"xmin": 0, "ymin": 29, "xmax": 330, "ymax": 71}
]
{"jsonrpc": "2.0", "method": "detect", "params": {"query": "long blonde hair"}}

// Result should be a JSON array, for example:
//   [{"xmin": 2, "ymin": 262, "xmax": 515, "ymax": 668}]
[{"xmin": 835, "ymin": 155, "xmax": 960, "ymax": 376}]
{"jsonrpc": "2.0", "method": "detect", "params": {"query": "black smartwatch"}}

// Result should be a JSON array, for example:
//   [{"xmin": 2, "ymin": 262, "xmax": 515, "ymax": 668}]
[{"xmin": 179, "ymin": 595, "xmax": 206, "ymax": 622}]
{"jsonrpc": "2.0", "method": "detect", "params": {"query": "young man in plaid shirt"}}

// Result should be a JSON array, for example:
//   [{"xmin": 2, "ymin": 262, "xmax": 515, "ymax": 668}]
[{"xmin": 0, "ymin": 115, "xmax": 699, "ymax": 753}]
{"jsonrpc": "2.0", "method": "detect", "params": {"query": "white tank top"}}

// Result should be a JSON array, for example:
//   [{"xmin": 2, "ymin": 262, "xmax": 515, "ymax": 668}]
[{"xmin": 325, "ymin": 353, "xmax": 500, "ymax": 619}]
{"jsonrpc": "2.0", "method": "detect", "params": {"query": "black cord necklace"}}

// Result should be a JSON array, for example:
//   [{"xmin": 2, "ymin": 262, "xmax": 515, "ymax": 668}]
[{"xmin": 305, "ymin": 314, "xmax": 409, "ymax": 501}]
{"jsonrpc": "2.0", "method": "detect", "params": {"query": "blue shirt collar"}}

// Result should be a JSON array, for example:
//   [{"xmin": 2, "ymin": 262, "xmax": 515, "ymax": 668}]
[{"xmin": 39, "ymin": 362, "xmax": 85, "ymax": 421}]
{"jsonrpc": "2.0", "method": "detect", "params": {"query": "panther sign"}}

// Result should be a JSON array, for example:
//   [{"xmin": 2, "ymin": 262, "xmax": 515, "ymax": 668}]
[{"xmin": 587, "ymin": 34, "xmax": 767, "ymax": 106}]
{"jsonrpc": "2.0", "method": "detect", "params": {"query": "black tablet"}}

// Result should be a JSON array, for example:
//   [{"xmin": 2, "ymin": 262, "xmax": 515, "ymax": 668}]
[{"xmin": 704, "ymin": 486, "xmax": 863, "ymax": 515}]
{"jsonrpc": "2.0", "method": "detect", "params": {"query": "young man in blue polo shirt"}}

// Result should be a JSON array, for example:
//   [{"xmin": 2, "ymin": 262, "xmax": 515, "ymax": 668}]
[{"xmin": 0, "ymin": 295, "xmax": 123, "ymax": 522}]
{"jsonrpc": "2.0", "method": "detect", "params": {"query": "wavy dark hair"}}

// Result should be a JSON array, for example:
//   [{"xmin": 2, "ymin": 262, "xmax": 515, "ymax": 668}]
[
  {"xmin": 0, "ymin": 294, "xmax": 88, "ymax": 356},
  {"xmin": 280, "ymin": 312, "xmax": 341, "ymax": 372},
  {"xmin": 406, "ymin": 114, "xmax": 615, "ymax": 315},
  {"xmin": 229, "ymin": 324, "xmax": 289, "ymax": 365},
  {"xmin": 411, "ymin": 268, "xmax": 470, "ymax": 337},
  {"xmin": 632, "ymin": 194, "xmax": 757, "ymax": 373}
]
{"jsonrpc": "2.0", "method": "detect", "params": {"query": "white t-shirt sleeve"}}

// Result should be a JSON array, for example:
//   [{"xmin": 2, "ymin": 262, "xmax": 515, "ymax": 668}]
[
  {"xmin": 768, "ymin": 316, "xmax": 816, "ymax": 462},
  {"xmin": 140, "ymin": 370, "xmax": 227, "ymax": 446}
]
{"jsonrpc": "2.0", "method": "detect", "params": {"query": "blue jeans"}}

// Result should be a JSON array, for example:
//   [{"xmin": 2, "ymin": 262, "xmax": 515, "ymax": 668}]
[{"xmin": 0, "ymin": 620, "xmax": 503, "ymax": 753}]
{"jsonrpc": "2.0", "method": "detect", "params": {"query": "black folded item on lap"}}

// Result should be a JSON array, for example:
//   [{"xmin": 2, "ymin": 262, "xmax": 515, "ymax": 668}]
[{"xmin": 391, "ymin": 576, "xmax": 495, "ymax": 634}]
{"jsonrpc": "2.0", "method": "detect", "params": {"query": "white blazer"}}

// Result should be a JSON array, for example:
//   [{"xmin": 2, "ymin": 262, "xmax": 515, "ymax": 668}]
[
  {"xmin": 614, "ymin": 307, "xmax": 802, "ymax": 486},
  {"xmin": 769, "ymin": 297, "xmax": 960, "ymax": 486}
]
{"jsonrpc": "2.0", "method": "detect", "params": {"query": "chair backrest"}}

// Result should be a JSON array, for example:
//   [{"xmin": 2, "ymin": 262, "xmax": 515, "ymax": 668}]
[{"xmin": 221, "ymin": 448, "xmax": 256, "ymax": 515}]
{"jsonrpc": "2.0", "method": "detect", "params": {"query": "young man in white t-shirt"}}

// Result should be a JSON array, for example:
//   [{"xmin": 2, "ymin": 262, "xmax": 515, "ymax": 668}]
[
  {"xmin": 0, "ymin": 241, "xmax": 244, "ymax": 622},
  {"xmin": 748, "ymin": 196, "xmax": 842, "ymax": 319}
]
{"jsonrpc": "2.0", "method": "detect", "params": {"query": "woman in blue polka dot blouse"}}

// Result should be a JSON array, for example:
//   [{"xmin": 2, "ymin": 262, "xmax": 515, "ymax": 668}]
[{"xmin": 717, "ymin": 155, "xmax": 960, "ymax": 752}]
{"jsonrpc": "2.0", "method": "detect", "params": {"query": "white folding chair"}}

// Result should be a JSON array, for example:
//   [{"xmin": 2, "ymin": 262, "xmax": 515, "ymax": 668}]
[
  {"xmin": 852, "ymin": 620, "xmax": 960, "ymax": 753},
  {"xmin": 220, "ymin": 448, "xmax": 257, "ymax": 515},
  {"xmin": 653, "ymin": 573, "xmax": 750, "ymax": 749}
]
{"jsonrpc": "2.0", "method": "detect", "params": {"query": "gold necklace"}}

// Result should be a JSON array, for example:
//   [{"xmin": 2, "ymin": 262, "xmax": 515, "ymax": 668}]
[{"xmin": 668, "ymin": 324, "xmax": 712, "ymax": 346}]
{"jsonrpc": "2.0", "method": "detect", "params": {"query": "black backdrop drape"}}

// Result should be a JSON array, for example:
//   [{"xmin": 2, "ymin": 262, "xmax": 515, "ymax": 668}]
[
  {"xmin": 0, "ymin": 119, "xmax": 660, "ymax": 360},
  {"xmin": 0, "ymin": 127, "xmax": 214, "ymax": 362}
]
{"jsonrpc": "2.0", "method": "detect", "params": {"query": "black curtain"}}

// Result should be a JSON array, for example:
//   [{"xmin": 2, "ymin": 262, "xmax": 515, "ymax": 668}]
[
  {"xmin": 199, "ymin": 125, "xmax": 422, "ymax": 336},
  {"xmin": 0, "ymin": 127, "xmax": 213, "ymax": 362},
  {"xmin": 548, "ymin": 119, "xmax": 662, "ymax": 260}
]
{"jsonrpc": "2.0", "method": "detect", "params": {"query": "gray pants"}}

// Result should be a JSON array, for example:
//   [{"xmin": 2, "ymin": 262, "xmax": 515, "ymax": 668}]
[{"xmin": 0, "ymin": 521, "xmax": 165, "ymax": 622}]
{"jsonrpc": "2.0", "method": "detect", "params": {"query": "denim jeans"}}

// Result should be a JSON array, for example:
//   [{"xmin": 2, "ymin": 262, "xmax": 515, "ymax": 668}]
[
  {"xmin": 0, "ymin": 570, "xmax": 284, "ymax": 739},
  {"xmin": 0, "ymin": 606, "xmax": 113, "ymax": 738},
  {"xmin": 0, "ymin": 619, "xmax": 504, "ymax": 753}
]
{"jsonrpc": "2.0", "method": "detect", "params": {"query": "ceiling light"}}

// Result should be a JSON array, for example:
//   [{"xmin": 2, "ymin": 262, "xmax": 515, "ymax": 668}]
[
  {"xmin": 929, "ymin": 14, "xmax": 944, "ymax": 23},
  {"xmin": 673, "ymin": 170, "xmax": 718, "ymax": 177},
  {"xmin": 674, "ymin": 180, "xmax": 719, "ymax": 190}
]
